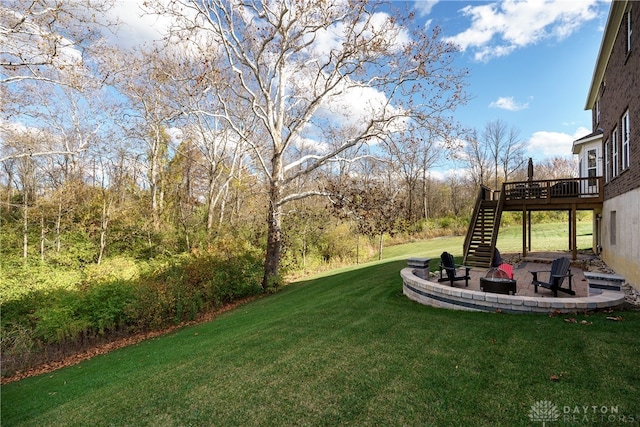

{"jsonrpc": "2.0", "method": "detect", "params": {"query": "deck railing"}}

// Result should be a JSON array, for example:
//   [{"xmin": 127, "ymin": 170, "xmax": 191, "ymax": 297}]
[{"xmin": 502, "ymin": 177, "xmax": 603, "ymax": 203}]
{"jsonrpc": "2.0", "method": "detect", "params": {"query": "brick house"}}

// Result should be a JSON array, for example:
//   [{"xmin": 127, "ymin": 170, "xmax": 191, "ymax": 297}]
[{"xmin": 576, "ymin": 0, "xmax": 639, "ymax": 289}]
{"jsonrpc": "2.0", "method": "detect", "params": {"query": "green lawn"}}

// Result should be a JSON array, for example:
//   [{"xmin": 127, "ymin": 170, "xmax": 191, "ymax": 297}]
[
  {"xmin": 379, "ymin": 220, "xmax": 594, "ymax": 261},
  {"xmin": 3, "ymin": 223, "xmax": 638, "ymax": 426}
]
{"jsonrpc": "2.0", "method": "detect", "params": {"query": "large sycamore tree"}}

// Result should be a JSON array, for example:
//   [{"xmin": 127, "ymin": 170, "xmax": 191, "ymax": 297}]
[{"xmin": 156, "ymin": 0, "xmax": 468, "ymax": 288}]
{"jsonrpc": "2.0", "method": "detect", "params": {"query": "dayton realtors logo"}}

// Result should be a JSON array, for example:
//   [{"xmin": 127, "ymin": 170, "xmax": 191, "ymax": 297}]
[
  {"xmin": 529, "ymin": 400, "xmax": 560, "ymax": 426},
  {"xmin": 529, "ymin": 400, "xmax": 636, "ymax": 425}
]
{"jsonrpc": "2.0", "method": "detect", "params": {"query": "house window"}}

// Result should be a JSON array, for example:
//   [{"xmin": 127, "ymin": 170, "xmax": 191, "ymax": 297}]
[
  {"xmin": 604, "ymin": 140, "xmax": 610, "ymax": 183},
  {"xmin": 622, "ymin": 110, "xmax": 630, "ymax": 170},
  {"xmin": 610, "ymin": 211, "xmax": 617, "ymax": 246},
  {"xmin": 612, "ymin": 127, "xmax": 619, "ymax": 178},
  {"xmin": 588, "ymin": 149, "xmax": 597, "ymax": 187},
  {"xmin": 595, "ymin": 98, "xmax": 600, "ymax": 124}
]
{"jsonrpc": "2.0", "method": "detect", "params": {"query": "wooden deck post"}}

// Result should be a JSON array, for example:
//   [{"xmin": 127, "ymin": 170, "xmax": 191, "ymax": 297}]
[
  {"xmin": 571, "ymin": 204, "xmax": 577, "ymax": 260},
  {"xmin": 528, "ymin": 210, "xmax": 532, "ymax": 251},
  {"xmin": 522, "ymin": 206, "xmax": 527, "ymax": 258},
  {"xmin": 568, "ymin": 209, "xmax": 572, "ymax": 252}
]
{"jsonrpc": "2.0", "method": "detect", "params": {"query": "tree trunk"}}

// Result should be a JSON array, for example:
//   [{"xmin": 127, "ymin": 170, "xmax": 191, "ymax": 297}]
[
  {"xmin": 422, "ymin": 167, "xmax": 428, "ymax": 220},
  {"xmin": 55, "ymin": 199, "xmax": 62, "ymax": 252},
  {"xmin": 206, "ymin": 174, "xmax": 216, "ymax": 231},
  {"xmin": 263, "ymin": 194, "xmax": 282, "ymax": 289},
  {"xmin": 22, "ymin": 196, "xmax": 28, "ymax": 262},
  {"xmin": 98, "ymin": 194, "xmax": 110, "ymax": 265},
  {"xmin": 217, "ymin": 182, "xmax": 229, "ymax": 229},
  {"xmin": 150, "ymin": 157, "xmax": 160, "ymax": 231},
  {"xmin": 40, "ymin": 213, "xmax": 45, "ymax": 262}
]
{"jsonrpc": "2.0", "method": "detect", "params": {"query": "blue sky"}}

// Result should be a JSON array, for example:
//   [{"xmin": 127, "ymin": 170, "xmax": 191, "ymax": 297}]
[
  {"xmin": 106, "ymin": 0, "xmax": 612, "ymax": 178},
  {"xmin": 411, "ymin": 0, "xmax": 611, "ymax": 176}
]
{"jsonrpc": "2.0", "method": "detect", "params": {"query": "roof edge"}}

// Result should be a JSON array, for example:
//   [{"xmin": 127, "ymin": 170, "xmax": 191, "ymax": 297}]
[{"xmin": 572, "ymin": 129, "xmax": 603, "ymax": 154}]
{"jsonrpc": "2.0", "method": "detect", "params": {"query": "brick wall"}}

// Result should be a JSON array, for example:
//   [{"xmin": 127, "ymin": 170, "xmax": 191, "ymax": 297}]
[{"xmin": 597, "ymin": 5, "xmax": 640, "ymax": 201}]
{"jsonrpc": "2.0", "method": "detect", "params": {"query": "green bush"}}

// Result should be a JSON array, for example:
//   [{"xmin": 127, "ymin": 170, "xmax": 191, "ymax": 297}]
[
  {"xmin": 84, "ymin": 257, "xmax": 142, "ymax": 284},
  {"xmin": 318, "ymin": 223, "xmax": 357, "ymax": 262},
  {"xmin": 84, "ymin": 281, "xmax": 137, "ymax": 335},
  {"xmin": 31, "ymin": 292, "xmax": 92, "ymax": 346},
  {"xmin": 1, "ymin": 246, "xmax": 266, "ymax": 376},
  {"xmin": 0, "ymin": 265, "xmax": 82, "ymax": 304}
]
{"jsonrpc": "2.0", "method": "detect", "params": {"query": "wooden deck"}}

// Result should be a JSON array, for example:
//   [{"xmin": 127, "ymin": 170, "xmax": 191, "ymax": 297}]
[
  {"xmin": 463, "ymin": 178, "xmax": 604, "ymax": 267},
  {"xmin": 500, "ymin": 177, "xmax": 603, "ymax": 211}
]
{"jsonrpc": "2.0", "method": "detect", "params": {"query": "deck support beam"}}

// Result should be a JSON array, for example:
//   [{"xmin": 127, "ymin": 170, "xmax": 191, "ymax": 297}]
[
  {"xmin": 571, "ymin": 204, "xmax": 577, "ymax": 260},
  {"xmin": 522, "ymin": 206, "xmax": 527, "ymax": 258}
]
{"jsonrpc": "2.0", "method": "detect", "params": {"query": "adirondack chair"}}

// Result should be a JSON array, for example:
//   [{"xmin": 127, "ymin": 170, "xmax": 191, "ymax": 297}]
[
  {"xmin": 530, "ymin": 257, "xmax": 575, "ymax": 297},
  {"xmin": 438, "ymin": 252, "xmax": 470, "ymax": 287}
]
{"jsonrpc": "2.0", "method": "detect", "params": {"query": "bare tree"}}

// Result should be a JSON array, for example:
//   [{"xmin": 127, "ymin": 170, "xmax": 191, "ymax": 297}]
[
  {"xmin": 154, "ymin": 0, "xmax": 468, "ymax": 287},
  {"xmin": 462, "ymin": 129, "xmax": 490, "ymax": 187},
  {"xmin": 1, "ymin": 0, "xmax": 118, "ymax": 171},
  {"xmin": 106, "ymin": 48, "xmax": 185, "ymax": 232},
  {"xmin": 536, "ymin": 157, "xmax": 578, "ymax": 179},
  {"xmin": 1, "ymin": 0, "xmax": 115, "ymax": 86},
  {"xmin": 383, "ymin": 126, "xmax": 444, "ymax": 221},
  {"xmin": 483, "ymin": 119, "xmax": 525, "ymax": 189}
]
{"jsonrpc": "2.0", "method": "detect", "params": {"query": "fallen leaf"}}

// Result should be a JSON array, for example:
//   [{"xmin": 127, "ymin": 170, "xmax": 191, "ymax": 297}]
[
  {"xmin": 606, "ymin": 316, "xmax": 624, "ymax": 321},
  {"xmin": 550, "ymin": 374, "xmax": 560, "ymax": 382},
  {"xmin": 564, "ymin": 318, "xmax": 577, "ymax": 323}
]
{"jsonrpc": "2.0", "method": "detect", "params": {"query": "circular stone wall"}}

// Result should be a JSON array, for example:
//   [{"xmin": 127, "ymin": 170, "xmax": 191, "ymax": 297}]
[{"xmin": 401, "ymin": 268, "xmax": 624, "ymax": 314}]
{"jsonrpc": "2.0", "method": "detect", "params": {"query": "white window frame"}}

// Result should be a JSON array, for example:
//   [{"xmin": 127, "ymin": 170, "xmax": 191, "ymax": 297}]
[
  {"xmin": 622, "ymin": 110, "xmax": 630, "ymax": 170},
  {"xmin": 612, "ymin": 127, "xmax": 619, "ymax": 178},
  {"xmin": 604, "ymin": 139, "xmax": 610, "ymax": 183},
  {"xmin": 628, "ymin": 9, "xmax": 633, "ymax": 53},
  {"xmin": 596, "ymin": 98, "xmax": 600, "ymax": 124}
]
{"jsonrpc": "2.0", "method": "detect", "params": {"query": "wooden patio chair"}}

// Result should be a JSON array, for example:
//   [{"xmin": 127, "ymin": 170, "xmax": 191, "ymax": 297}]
[
  {"xmin": 438, "ymin": 252, "xmax": 470, "ymax": 287},
  {"xmin": 530, "ymin": 257, "xmax": 575, "ymax": 297}
]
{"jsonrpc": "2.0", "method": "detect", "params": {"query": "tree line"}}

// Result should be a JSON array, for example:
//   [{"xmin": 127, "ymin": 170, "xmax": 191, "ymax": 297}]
[{"xmin": 1, "ymin": 0, "xmax": 577, "ymax": 285}]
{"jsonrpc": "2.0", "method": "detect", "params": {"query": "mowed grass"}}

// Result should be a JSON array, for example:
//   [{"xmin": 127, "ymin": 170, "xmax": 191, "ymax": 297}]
[
  {"xmin": 3, "ymin": 223, "xmax": 639, "ymax": 426},
  {"xmin": 378, "ymin": 220, "xmax": 594, "ymax": 261}
]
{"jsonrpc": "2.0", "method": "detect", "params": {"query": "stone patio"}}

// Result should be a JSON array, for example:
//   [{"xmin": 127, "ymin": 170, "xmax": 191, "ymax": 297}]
[
  {"xmin": 401, "ymin": 251, "xmax": 626, "ymax": 313},
  {"xmin": 465, "ymin": 260, "xmax": 588, "ymax": 298}
]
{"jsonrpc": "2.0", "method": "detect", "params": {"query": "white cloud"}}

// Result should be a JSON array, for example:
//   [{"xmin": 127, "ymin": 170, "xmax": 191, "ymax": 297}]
[
  {"xmin": 444, "ymin": 0, "xmax": 601, "ymax": 62},
  {"xmin": 572, "ymin": 126, "xmax": 592, "ymax": 140},
  {"xmin": 527, "ymin": 127, "xmax": 591, "ymax": 157},
  {"xmin": 489, "ymin": 96, "xmax": 529, "ymax": 111},
  {"xmin": 414, "ymin": 0, "xmax": 441, "ymax": 16},
  {"xmin": 105, "ymin": 0, "xmax": 175, "ymax": 49}
]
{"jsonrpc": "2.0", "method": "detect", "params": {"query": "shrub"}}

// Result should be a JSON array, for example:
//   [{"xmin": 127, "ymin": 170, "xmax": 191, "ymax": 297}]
[
  {"xmin": 1, "ymin": 246, "xmax": 266, "ymax": 376},
  {"xmin": 318, "ymin": 223, "xmax": 357, "ymax": 262},
  {"xmin": 84, "ymin": 257, "xmax": 142, "ymax": 285},
  {"xmin": 31, "ymin": 304, "xmax": 91, "ymax": 346},
  {"xmin": 83, "ymin": 280, "xmax": 137, "ymax": 336}
]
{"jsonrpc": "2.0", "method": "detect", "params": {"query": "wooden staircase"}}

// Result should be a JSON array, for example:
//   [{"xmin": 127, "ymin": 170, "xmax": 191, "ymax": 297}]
[{"xmin": 463, "ymin": 186, "xmax": 503, "ymax": 268}]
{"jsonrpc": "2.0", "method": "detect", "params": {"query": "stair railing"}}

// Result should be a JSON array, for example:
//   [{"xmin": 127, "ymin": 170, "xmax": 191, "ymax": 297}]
[
  {"xmin": 463, "ymin": 185, "xmax": 491, "ymax": 264},
  {"xmin": 486, "ymin": 186, "xmax": 506, "ymax": 267}
]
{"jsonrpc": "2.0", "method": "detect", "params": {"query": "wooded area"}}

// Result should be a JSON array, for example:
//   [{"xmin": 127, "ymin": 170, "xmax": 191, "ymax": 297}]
[
  {"xmin": 1, "ymin": 1, "xmax": 583, "ymax": 376},
  {"xmin": 1, "ymin": 0, "xmax": 580, "ymax": 282}
]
